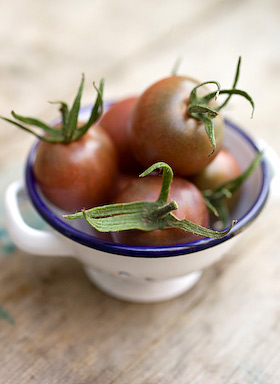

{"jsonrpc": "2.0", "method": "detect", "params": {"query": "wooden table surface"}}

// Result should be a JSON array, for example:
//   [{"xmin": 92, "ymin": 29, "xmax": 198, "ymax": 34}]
[{"xmin": 1, "ymin": 0, "xmax": 280, "ymax": 383}]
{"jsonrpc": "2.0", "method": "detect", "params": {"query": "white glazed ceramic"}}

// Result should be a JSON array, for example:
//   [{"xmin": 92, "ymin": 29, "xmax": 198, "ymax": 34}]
[{"xmin": 4, "ymin": 107, "xmax": 280, "ymax": 303}]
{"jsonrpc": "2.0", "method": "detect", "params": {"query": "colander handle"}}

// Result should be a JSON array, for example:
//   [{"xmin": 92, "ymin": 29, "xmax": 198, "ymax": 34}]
[{"xmin": 4, "ymin": 180, "xmax": 74, "ymax": 257}]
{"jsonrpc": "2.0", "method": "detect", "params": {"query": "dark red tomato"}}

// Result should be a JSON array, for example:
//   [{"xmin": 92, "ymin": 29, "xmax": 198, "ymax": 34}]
[
  {"xmin": 129, "ymin": 76, "xmax": 224, "ymax": 176},
  {"xmin": 99, "ymin": 96, "xmax": 142, "ymax": 173},
  {"xmin": 113, "ymin": 172, "xmax": 136, "ymax": 197},
  {"xmin": 33, "ymin": 125, "xmax": 118, "ymax": 212},
  {"xmin": 191, "ymin": 148, "xmax": 241, "ymax": 190},
  {"xmin": 191, "ymin": 148, "xmax": 242, "ymax": 215},
  {"xmin": 111, "ymin": 175, "xmax": 209, "ymax": 246}
]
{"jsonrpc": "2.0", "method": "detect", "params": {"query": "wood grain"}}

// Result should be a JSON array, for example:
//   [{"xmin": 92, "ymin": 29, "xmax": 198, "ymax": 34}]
[{"xmin": 1, "ymin": 0, "xmax": 280, "ymax": 383}]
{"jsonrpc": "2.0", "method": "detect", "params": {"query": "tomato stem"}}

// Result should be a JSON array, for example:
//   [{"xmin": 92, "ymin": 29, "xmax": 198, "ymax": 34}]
[
  {"xmin": 151, "ymin": 201, "xmax": 178, "ymax": 219},
  {"xmin": 188, "ymin": 57, "xmax": 255, "ymax": 154},
  {"xmin": 167, "ymin": 214, "xmax": 237, "ymax": 238},
  {"xmin": 66, "ymin": 73, "xmax": 85, "ymax": 141},
  {"xmin": 64, "ymin": 161, "xmax": 237, "ymax": 240},
  {"xmin": 215, "ymin": 56, "xmax": 241, "ymax": 111},
  {"xmin": 139, "ymin": 161, "xmax": 174, "ymax": 204},
  {"xmin": 0, "ymin": 75, "xmax": 104, "ymax": 143}
]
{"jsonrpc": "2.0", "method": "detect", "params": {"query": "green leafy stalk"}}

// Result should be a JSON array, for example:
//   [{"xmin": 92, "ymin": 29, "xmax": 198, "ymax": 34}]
[
  {"xmin": 166, "ymin": 214, "xmax": 236, "ymax": 238},
  {"xmin": 65, "ymin": 200, "xmax": 157, "ymax": 220},
  {"xmin": 139, "ymin": 161, "xmax": 174, "ymax": 203},
  {"xmin": 64, "ymin": 162, "xmax": 237, "ymax": 240},
  {"xmin": 188, "ymin": 57, "xmax": 255, "ymax": 154},
  {"xmin": 201, "ymin": 89, "xmax": 255, "ymax": 118},
  {"xmin": 67, "ymin": 73, "xmax": 85, "ymax": 141},
  {"xmin": 0, "ymin": 114, "xmax": 64, "ymax": 143},
  {"xmin": 215, "ymin": 56, "xmax": 241, "ymax": 111},
  {"xmin": 0, "ymin": 75, "xmax": 104, "ymax": 143},
  {"xmin": 49, "ymin": 101, "xmax": 69, "ymax": 139},
  {"xmin": 72, "ymin": 78, "xmax": 104, "ymax": 141}
]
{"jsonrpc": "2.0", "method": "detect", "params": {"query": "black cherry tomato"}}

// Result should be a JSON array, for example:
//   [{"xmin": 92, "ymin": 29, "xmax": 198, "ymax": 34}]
[
  {"xmin": 191, "ymin": 148, "xmax": 241, "ymax": 191},
  {"xmin": 99, "ymin": 97, "xmax": 142, "ymax": 173},
  {"xmin": 33, "ymin": 125, "xmax": 118, "ymax": 212},
  {"xmin": 128, "ymin": 76, "xmax": 224, "ymax": 176},
  {"xmin": 1, "ymin": 76, "xmax": 119, "ymax": 212},
  {"xmin": 129, "ymin": 59, "xmax": 254, "ymax": 177}
]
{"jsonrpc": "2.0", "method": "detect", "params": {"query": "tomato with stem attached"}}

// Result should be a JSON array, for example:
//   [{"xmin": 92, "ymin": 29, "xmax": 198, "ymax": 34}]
[
  {"xmin": 33, "ymin": 124, "xmax": 118, "ymax": 211},
  {"xmin": 191, "ymin": 148, "xmax": 242, "ymax": 191},
  {"xmin": 65, "ymin": 162, "xmax": 236, "ymax": 245},
  {"xmin": 190, "ymin": 147, "xmax": 242, "ymax": 226},
  {"xmin": 129, "ymin": 57, "xmax": 254, "ymax": 176},
  {"xmin": 64, "ymin": 151, "xmax": 261, "ymax": 246},
  {"xmin": 198, "ymin": 150, "xmax": 263, "ymax": 228},
  {"xmin": 1, "ymin": 75, "xmax": 118, "ymax": 212}
]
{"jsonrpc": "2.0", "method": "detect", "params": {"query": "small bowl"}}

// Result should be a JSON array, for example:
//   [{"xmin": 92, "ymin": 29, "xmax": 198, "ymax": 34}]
[{"xmin": 4, "ymin": 105, "xmax": 275, "ymax": 302}]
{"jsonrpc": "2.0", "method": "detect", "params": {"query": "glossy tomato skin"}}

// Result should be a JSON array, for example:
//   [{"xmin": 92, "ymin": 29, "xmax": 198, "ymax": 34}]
[
  {"xmin": 191, "ymin": 148, "xmax": 241, "ymax": 191},
  {"xmin": 33, "ymin": 125, "xmax": 118, "ymax": 212},
  {"xmin": 113, "ymin": 172, "xmax": 136, "ymax": 197},
  {"xmin": 111, "ymin": 175, "xmax": 209, "ymax": 246},
  {"xmin": 129, "ymin": 76, "xmax": 224, "ymax": 177},
  {"xmin": 191, "ymin": 147, "xmax": 242, "ymax": 214},
  {"xmin": 99, "ymin": 97, "xmax": 142, "ymax": 173}
]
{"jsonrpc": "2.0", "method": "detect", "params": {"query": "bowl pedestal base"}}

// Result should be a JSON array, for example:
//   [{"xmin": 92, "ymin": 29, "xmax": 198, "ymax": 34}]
[{"xmin": 84, "ymin": 267, "xmax": 202, "ymax": 303}]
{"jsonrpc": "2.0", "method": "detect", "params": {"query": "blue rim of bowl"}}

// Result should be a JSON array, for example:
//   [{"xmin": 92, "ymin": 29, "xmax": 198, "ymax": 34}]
[{"xmin": 25, "ymin": 114, "xmax": 270, "ymax": 258}]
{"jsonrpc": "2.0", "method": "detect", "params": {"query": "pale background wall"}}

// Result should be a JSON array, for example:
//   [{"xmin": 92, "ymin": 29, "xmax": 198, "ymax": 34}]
[{"xmin": 1, "ymin": 0, "xmax": 279, "ymax": 166}]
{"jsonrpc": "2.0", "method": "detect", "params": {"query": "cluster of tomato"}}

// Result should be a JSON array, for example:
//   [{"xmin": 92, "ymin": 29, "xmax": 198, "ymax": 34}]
[
  {"xmin": 94, "ymin": 81, "xmax": 242, "ymax": 246},
  {"xmin": 1, "ymin": 62, "xmax": 254, "ymax": 246}
]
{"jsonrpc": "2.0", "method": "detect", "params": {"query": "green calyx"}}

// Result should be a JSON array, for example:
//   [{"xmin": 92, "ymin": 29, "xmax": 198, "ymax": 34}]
[
  {"xmin": 64, "ymin": 161, "xmax": 236, "ymax": 240},
  {"xmin": 0, "ymin": 74, "xmax": 104, "ymax": 143},
  {"xmin": 203, "ymin": 151, "xmax": 263, "ymax": 226},
  {"xmin": 188, "ymin": 57, "xmax": 255, "ymax": 154}
]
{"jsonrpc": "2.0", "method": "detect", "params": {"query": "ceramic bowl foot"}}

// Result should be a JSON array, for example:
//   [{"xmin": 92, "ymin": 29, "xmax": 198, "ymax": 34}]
[{"xmin": 84, "ymin": 267, "xmax": 202, "ymax": 303}]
